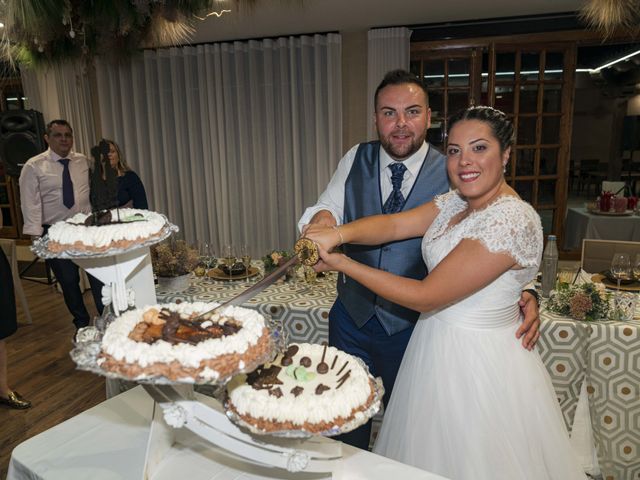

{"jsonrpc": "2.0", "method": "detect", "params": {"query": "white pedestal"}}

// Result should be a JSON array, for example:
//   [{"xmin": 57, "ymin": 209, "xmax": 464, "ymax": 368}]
[
  {"xmin": 142, "ymin": 385, "xmax": 339, "ymax": 478},
  {"xmin": 73, "ymin": 247, "xmax": 156, "ymax": 315}
]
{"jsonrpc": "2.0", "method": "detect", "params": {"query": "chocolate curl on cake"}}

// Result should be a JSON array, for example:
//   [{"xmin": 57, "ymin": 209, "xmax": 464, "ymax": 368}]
[{"xmin": 89, "ymin": 139, "xmax": 119, "ymax": 222}]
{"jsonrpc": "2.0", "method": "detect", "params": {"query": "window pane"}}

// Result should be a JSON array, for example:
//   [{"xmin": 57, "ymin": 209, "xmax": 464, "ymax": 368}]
[
  {"xmin": 429, "ymin": 90, "xmax": 444, "ymax": 119},
  {"xmin": 1, "ymin": 208, "xmax": 12, "ymax": 227},
  {"xmin": 538, "ymin": 179, "xmax": 557, "ymax": 204},
  {"xmin": 541, "ymin": 116, "xmax": 561, "ymax": 144},
  {"xmin": 448, "ymin": 91, "xmax": 469, "ymax": 115},
  {"xmin": 540, "ymin": 148, "xmax": 559, "ymax": 175},
  {"xmin": 516, "ymin": 149, "xmax": 536, "ymax": 176},
  {"xmin": 423, "ymin": 60, "xmax": 444, "ymax": 88},
  {"xmin": 544, "ymin": 52, "xmax": 564, "ymax": 80},
  {"xmin": 448, "ymin": 58, "xmax": 470, "ymax": 87},
  {"xmin": 494, "ymin": 86, "xmax": 514, "ymax": 114},
  {"xmin": 410, "ymin": 60, "xmax": 422, "ymax": 79},
  {"xmin": 521, "ymin": 52, "xmax": 540, "ymax": 81},
  {"xmin": 538, "ymin": 209, "xmax": 554, "ymax": 237},
  {"xmin": 515, "ymin": 180, "xmax": 533, "ymax": 202},
  {"xmin": 496, "ymin": 52, "xmax": 515, "ymax": 81},
  {"xmin": 542, "ymin": 84, "xmax": 562, "ymax": 113},
  {"xmin": 517, "ymin": 116, "xmax": 537, "ymax": 145},
  {"xmin": 519, "ymin": 85, "xmax": 539, "ymax": 113}
]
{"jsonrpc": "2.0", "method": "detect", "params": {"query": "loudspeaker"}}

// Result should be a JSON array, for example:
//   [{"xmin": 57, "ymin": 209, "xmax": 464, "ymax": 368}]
[{"xmin": 0, "ymin": 109, "xmax": 46, "ymax": 177}]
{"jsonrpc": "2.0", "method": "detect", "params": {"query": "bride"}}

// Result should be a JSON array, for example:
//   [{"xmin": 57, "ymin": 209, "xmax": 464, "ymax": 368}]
[{"xmin": 303, "ymin": 106, "xmax": 586, "ymax": 479}]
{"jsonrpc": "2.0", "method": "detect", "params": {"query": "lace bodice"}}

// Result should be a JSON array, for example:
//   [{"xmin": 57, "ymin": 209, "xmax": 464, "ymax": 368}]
[{"xmin": 422, "ymin": 191, "xmax": 543, "ymax": 311}]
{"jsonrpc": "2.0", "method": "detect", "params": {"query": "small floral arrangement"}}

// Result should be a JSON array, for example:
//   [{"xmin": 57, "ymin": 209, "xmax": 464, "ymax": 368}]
[
  {"xmin": 151, "ymin": 239, "xmax": 199, "ymax": 277},
  {"xmin": 262, "ymin": 250, "xmax": 292, "ymax": 273},
  {"xmin": 546, "ymin": 282, "xmax": 612, "ymax": 321}
]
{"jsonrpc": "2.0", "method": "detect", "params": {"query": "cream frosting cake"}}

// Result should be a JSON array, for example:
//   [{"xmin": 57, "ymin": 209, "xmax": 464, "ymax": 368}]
[
  {"xmin": 47, "ymin": 208, "xmax": 167, "ymax": 252},
  {"xmin": 226, "ymin": 343, "xmax": 379, "ymax": 434},
  {"xmin": 98, "ymin": 302, "xmax": 273, "ymax": 382}
]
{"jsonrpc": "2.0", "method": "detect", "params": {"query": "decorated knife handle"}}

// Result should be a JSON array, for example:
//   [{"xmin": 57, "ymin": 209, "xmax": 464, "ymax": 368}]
[{"xmin": 294, "ymin": 238, "xmax": 320, "ymax": 266}]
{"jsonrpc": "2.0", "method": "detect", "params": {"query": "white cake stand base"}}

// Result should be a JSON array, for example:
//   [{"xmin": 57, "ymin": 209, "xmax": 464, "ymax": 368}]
[{"xmin": 142, "ymin": 384, "xmax": 340, "ymax": 478}]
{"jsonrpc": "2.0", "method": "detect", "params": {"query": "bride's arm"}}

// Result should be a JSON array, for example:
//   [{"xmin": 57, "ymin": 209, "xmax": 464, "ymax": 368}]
[
  {"xmin": 303, "ymin": 201, "xmax": 439, "ymax": 253},
  {"xmin": 316, "ymin": 238, "xmax": 516, "ymax": 313}
]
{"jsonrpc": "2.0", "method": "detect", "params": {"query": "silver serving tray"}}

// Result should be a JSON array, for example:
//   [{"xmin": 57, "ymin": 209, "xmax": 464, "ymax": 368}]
[
  {"xmin": 31, "ymin": 215, "xmax": 178, "ymax": 259},
  {"xmin": 70, "ymin": 310, "xmax": 286, "ymax": 386},
  {"xmin": 223, "ymin": 355, "xmax": 384, "ymax": 438}
]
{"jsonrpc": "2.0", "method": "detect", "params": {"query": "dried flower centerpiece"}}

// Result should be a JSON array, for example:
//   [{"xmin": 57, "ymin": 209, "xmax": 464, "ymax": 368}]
[
  {"xmin": 546, "ymin": 282, "xmax": 612, "ymax": 321},
  {"xmin": 262, "ymin": 249, "xmax": 296, "ymax": 280},
  {"xmin": 151, "ymin": 239, "xmax": 199, "ymax": 278}
]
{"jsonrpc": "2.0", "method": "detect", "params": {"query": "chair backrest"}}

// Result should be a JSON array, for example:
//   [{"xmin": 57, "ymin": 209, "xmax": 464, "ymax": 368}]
[
  {"xmin": 601, "ymin": 181, "xmax": 626, "ymax": 195},
  {"xmin": 581, "ymin": 239, "xmax": 640, "ymax": 273}
]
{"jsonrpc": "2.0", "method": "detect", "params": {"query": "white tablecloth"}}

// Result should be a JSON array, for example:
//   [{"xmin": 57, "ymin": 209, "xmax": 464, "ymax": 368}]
[
  {"xmin": 564, "ymin": 207, "xmax": 640, "ymax": 250},
  {"xmin": 8, "ymin": 386, "xmax": 449, "ymax": 480}
]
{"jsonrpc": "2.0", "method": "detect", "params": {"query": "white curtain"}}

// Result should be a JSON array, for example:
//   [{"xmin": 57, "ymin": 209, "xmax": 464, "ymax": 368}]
[
  {"xmin": 95, "ymin": 34, "xmax": 342, "ymax": 256},
  {"xmin": 20, "ymin": 62, "xmax": 96, "ymax": 155},
  {"xmin": 367, "ymin": 27, "xmax": 412, "ymax": 140}
]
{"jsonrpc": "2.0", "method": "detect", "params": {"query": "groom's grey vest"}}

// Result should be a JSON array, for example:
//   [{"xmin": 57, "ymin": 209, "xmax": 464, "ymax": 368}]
[{"xmin": 337, "ymin": 141, "xmax": 449, "ymax": 336}]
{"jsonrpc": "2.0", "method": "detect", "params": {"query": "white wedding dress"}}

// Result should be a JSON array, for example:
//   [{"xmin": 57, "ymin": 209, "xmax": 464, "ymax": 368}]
[{"xmin": 373, "ymin": 191, "xmax": 586, "ymax": 480}]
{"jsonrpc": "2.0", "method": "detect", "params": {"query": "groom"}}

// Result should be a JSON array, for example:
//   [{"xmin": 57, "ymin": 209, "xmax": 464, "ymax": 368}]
[{"xmin": 298, "ymin": 69, "xmax": 540, "ymax": 450}]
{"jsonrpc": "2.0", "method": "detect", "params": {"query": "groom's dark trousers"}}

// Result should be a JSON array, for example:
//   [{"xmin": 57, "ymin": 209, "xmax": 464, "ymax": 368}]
[{"xmin": 329, "ymin": 298, "xmax": 414, "ymax": 450}]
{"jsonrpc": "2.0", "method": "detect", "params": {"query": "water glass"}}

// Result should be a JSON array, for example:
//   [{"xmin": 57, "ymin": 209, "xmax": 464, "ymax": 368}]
[{"xmin": 610, "ymin": 292, "xmax": 638, "ymax": 321}]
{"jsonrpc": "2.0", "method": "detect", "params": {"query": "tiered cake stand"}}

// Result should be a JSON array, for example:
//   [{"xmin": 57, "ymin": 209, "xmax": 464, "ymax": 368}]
[{"xmin": 34, "ymin": 218, "xmax": 363, "ymax": 479}]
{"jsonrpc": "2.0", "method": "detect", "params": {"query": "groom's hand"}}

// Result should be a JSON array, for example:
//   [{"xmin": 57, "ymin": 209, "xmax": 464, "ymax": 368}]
[{"xmin": 517, "ymin": 291, "xmax": 540, "ymax": 351}]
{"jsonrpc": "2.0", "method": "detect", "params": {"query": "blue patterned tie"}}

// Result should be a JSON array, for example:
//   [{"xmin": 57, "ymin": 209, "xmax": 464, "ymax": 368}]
[
  {"xmin": 59, "ymin": 159, "xmax": 75, "ymax": 208},
  {"xmin": 382, "ymin": 162, "xmax": 407, "ymax": 214}
]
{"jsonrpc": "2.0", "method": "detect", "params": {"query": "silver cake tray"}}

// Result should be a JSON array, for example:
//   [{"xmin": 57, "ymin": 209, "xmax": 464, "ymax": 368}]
[
  {"xmin": 31, "ymin": 215, "xmax": 178, "ymax": 259},
  {"xmin": 70, "ymin": 311, "xmax": 286, "ymax": 386},
  {"xmin": 223, "ymin": 356, "xmax": 384, "ymax": 439}
]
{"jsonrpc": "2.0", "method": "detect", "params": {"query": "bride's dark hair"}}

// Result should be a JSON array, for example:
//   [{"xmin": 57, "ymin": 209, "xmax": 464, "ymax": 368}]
[{"xmin": 446, "ymin": 106, "xmax": 515, "ymax": 152}]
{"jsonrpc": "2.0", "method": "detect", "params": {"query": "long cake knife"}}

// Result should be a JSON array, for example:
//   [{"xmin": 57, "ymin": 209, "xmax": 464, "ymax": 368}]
[{"xmin": 194, "ymin": 238, "xmax": 318, "ymax": 321}]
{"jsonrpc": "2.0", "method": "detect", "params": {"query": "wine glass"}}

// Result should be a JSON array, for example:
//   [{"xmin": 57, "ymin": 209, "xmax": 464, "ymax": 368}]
[
  {"xmin": 222, "ymin": 244, "xmax": 235, "ymax": 279},
  {"xmin": 610, "ymin": 253, "xmax": 632, "ymax": 290},
  {"xmin": 240, "ymin": 244, "xmax": 252, "ymax": 283},
  {"xmin": 633, "ymin": 254, "xmax": 640, "ymax": 281}
]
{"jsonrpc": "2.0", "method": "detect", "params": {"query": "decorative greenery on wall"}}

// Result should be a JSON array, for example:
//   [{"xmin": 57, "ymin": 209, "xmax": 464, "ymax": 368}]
[{"xmin": 0, "ymin": 0, "xmax": 236, "ymax": 66}]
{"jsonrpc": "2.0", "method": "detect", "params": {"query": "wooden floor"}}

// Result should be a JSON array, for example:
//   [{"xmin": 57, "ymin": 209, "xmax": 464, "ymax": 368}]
[{"xmin": 1, "ymin": 278, "xmax": 105, "ymax": 478}]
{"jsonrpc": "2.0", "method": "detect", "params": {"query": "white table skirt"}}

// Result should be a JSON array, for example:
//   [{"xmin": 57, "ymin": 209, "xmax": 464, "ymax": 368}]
[{"xmin": 8, "ymin": 386, "xmax": 449, "ymax": 480}]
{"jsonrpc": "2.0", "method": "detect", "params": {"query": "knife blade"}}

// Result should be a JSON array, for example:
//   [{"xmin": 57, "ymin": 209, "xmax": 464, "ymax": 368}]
[{"xmin": 193, "ymin": 238, "xmax": 318, "ymax": 321}]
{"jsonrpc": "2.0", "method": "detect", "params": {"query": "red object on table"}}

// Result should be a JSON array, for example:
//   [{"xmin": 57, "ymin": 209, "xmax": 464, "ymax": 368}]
[
  {"xmin": 613, "ymin": 196, "xmax": 628, "ymax": 213},
  {"xmin": 627, "ymin": 196, "xmax": 638, "ymax": 211},
  {"xmin": 599, "ymin": 191, "xmax": 613, "ymax": 212}
]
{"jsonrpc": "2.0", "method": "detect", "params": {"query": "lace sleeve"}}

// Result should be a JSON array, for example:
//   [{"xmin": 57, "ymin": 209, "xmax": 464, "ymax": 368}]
[{"xmin": 462, "ymin": 197, "xmax": 543, "ymax": 268}]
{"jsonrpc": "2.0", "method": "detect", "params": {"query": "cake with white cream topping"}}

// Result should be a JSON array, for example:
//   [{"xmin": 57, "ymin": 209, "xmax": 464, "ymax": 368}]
[
  {"xmin": 98, "ymin": 302, "xmax": 273, "ymax": 382},
  {"xmin": 225, "ymin": 343, "xmax": 380, "ymax": 435},
  {"xmin": 47, "ymin": 208, "xmax": 167, "ymax": 252}
]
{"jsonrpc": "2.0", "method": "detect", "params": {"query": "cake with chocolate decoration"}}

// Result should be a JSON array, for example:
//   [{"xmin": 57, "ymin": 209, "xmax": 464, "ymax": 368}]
[
  {"xmin": 98, "ymin": 302, "xmax": 273, "ymax": 382},
  {"xmin": 225, "ymin": 342, "xmax": 380, "ymax": 435},
  {"xmin": 47, "ymin": 207, "xmax": 167, "ymax": 253}
]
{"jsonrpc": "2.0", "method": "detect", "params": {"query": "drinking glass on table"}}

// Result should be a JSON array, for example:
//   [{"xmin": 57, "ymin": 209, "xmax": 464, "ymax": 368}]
[
  {"xmin": 633, "ymin": 254, "xmax": 640, "ymax": 281},
  {"xmin": 610, "ymin": 253, "xmax": 632, "ymax": 290},
  {"xmin": 240, "ymin": 244, "xmax": 252, "ymax": 283},
  {"xmin": 222, "ymin": 244, "xmax": 235, "ymax": 280}
]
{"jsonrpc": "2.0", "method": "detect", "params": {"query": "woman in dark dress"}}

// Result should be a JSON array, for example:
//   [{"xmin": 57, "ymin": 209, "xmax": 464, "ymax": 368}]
[
  {"xmin": 106, "ymin": 140, "xmax": 149, "ymax": 209},
  {"xmin": 0, "ymin": 217, "xmax": 31, "ymax": 409}
]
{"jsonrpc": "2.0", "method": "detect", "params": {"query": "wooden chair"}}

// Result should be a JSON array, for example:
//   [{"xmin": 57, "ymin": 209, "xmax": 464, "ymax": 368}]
[
  {"xmin": 0, "ymin": 239, "xmax": 33, "ymax": 324},
  {"xmin": 580, "ymin": 239, "xmax": 640, "ymax": 274}
]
